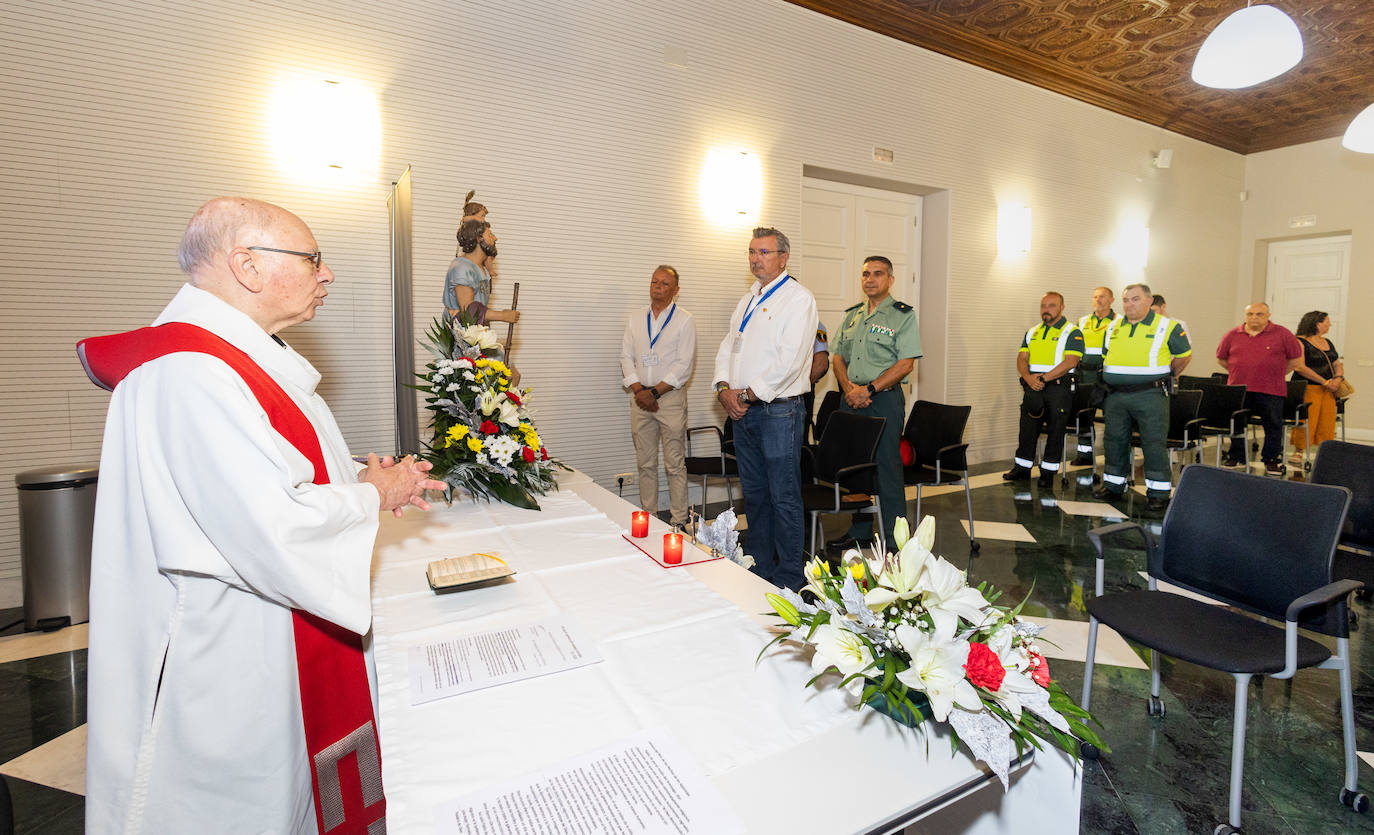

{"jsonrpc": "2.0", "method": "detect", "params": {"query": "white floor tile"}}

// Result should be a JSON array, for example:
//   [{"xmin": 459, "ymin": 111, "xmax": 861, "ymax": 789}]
[
  {"xmin": 1055, "ymin": 500, "xmax": 1128, "ymax": 519},
  {"xmin": 1359, "ymin": 751, "xmax": 1374, "ymax": 772},
  {"xmin": 0, "ymin": 724, "xmax": 85, "ymax": 796},
  {"xmin": 960, "ymin": 520, "xmax": 1035, "ymax": 543},
  {"xmin": 1022, "ymin": 616, "xmax": 1147, "ymax": 670},
  {"xmin": 0, "ymin": 624, "xmax": 89, "ymax": 665}
]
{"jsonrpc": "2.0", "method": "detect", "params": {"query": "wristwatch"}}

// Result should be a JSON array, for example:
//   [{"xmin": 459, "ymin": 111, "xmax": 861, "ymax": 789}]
[
  {"xmin": 714, "ymin": 381, "xmax": 729, "ymax": 394},
  {"xmin": 740, "ymin": 389, "xmax": 754, "ymax": 404},
  {"xmin": 650, "ymin": 388, "xmax": 662, "ymax": 400},
  {"xmin": 866, "ymin": 383, "xmax": 878, "ymax": 397}
]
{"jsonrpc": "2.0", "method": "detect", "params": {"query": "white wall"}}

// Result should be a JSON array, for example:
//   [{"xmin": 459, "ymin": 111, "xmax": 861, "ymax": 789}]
[
  {"xmin": 1240, "ymin": 137, "xmax": 1374, "ymax": 434},
  {"xmin": 0, "ymin": 0, "xmax": 1246, "ymax": 607}
]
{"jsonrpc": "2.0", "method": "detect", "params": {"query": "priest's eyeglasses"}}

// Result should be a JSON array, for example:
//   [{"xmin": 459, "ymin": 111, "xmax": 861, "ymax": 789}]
[{"xmin": 248, "ymin": 246, "xmax": 323, "ymax": 271}]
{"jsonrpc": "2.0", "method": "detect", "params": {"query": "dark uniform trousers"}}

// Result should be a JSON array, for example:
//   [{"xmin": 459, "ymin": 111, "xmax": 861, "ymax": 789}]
[
  {"xmin": 840, "ymin": 388, "xmax": 906, "ymax": 543},
  {"xmin": 1015, "ymin": 379, "xmax": 1072, "ymax": 470},
  {"xmin": 1103, "ymin": 386, "xmax": 1171, "ymax": 497}
]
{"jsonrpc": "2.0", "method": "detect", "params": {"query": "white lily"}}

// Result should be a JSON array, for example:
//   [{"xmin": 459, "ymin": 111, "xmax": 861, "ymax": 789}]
[
  {"xmin": 497, "ymin": 399, "xmax": 521, "ymax": 426},
  {"xmin": 460, "ymin": 325, "xmax": 501, "ymax": 350},
  {"xmin": 477, "ymin": 390, "xmax": 498, "ymax": 416},
  {"xmin": 864, "ymin": 533, "xmax": 933, "ymax": 610},
  {"xmin": 917, "ymin": 556, "xmax": 993, "ymax": 636},
  {"xmin": 986, "ymin": 668, "xmax": 1041, "ymax": 723},
  {"xmin": 892, "ymin": 620, "xmax": 981, "ymax": 722},
  {"xmin": 802, "ymin": 555, "xmax": 830, "ymax": 598},
  {"xmin": 891, "ymin": 516, "xmax": 911, "ymax": 550},
  {"xmin": 911, "ymin": 514, "xmax": 936, "ymax": 551},
  {"xmin": 809, "ymin": 623, "xmax": 875, "ymax": 679}
]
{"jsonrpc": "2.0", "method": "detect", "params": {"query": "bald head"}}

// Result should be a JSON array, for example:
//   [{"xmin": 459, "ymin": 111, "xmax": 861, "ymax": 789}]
[
  {"xmin": 179, "ymin": 197, "xmax": 289, "ymax": 276},
  {"xmin": 177, "ymin": 197, "xmax": 334, "ymax": 334},
  {"xmin": 1243, "ymin": 302, "xmax": 1270, "ymax": 334}
]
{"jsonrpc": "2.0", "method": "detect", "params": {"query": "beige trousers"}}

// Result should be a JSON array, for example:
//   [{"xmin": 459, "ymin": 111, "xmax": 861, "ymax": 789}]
[{"xmin": 630, "ymin": 387, "xmax": 689, "ymax": 526}]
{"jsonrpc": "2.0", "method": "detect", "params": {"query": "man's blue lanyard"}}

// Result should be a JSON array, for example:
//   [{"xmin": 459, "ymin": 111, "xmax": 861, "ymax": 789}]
[
  {"xmin": 647, "ymin": 303, "xmax": 676, "ymax": 350},
  {"xmin": 739, "ymin": 275, "xmax": 791, "ymax": 333}
]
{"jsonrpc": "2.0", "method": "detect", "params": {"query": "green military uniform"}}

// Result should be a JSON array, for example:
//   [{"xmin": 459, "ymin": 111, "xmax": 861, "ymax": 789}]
[
  {"xmin": 1074, "ymin": 310, "xmax": 1115, "ymax": 459},
  {"xmin": 1098, "ymin": 312, "xmax": 1191, "ymax": 499},
  {"xmin": 832, "ymin": 295, "xmax": 923, "ymax": 544},
  {"xmin": 1013, "ymin": 317, "xmax": 1084, "ymax": 476}
]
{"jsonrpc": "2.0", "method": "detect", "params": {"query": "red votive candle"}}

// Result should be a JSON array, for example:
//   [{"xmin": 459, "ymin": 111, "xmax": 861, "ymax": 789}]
[
  {"xmin": 663, "ymin": 532, "xmax": 684, "ymax": 564},
  {"xmin": 631, "ymin": 511, "xmax": 649, "ymax": 538}
]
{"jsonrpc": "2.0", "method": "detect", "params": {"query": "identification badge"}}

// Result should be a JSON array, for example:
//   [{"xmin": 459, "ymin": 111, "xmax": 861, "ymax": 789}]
[
  {"xmin": 641, "ymin": 352, "xmax": 659, "ymax": 366},
  {"xmin": 732, "ymin": 333, "xmax": 743, "ymax": 353}
]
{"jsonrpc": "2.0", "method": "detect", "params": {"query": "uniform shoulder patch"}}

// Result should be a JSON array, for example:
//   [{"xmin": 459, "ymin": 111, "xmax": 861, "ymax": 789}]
[
  {"xmin": 892, "ymin": 301, "xmax": 913, "ymax": 312},
  {"xmin": 815, "ymin": 328, "xmax": 828, "ymax": 343},
  {"xmin": 844, "ymin": 301, "xmax": 864, "ymax": 312}
]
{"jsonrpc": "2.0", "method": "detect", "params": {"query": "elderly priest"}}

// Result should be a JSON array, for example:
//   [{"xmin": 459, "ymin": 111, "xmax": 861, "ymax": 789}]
[{"xmin": 77, "ymin": 197, "xmax": 445, "ymax": 834}]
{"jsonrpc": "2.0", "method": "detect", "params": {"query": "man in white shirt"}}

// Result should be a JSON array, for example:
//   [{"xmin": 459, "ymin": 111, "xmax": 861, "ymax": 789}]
[
  {"xmin": 713, "ymin": 227, "xmax": 818, "ymax": 589},
  {"xmin": 79, "ymin": 197, "xmax": 445, "ymax": 834},
  {"xmin": 619, "ymin": 264, "xmax": 697, "ymax": 527}
]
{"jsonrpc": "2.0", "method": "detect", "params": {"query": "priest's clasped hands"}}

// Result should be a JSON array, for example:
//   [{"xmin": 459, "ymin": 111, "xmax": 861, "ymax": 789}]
[{"xmin": 358, "ymin": 453, "xmax": 448, "ymax": 517}]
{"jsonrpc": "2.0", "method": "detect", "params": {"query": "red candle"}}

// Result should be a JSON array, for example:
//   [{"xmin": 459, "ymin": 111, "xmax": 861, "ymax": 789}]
[
  {"xmin": 663, "ymin": 532, "xmax": 684, "ymax": 564},
  {"xmin": 631, "ymin": 511, "xmax": 649, "ymax": 538}
]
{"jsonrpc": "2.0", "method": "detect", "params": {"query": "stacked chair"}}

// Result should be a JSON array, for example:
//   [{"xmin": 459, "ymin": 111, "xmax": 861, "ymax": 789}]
[
  {"xmin": 684, "ymin": 420, "xmax": 738, "ymax": 511},
  {"xmin": 1311, "ymin": 441, "xmax": 1374, "ymax": 606},
  {"xmin": 1081, "ymin": 466, "xmax": 1366, "ymax": 835}
]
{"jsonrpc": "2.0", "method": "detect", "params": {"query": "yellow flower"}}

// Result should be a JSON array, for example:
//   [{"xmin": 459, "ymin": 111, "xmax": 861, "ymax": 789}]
[
  {"xmin": 848, "ymin": 561, "xmax": 866, "ymax": 582},
  {"xmin": 523, "ymin": 431, "xmax": 540, "ymax": 450},
  {"xmin": 474, "ymin": 358, "xmax": 490, "ymax": 368},
  {"xmin": 466, "ymin": 437, "xmax": 484, "ymax": 452},
  {"xmin": 446, "ymin": 424, "xmax": 470, "ymax": 441},
  {"xmin": 488, "ymin": 360, "xmax": 510, "ymax": 376}
]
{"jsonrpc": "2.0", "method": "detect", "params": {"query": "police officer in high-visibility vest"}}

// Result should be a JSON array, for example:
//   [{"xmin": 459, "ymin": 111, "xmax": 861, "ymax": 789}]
[
  {"xmin": 1092, "ymin": 283, "xmax": 1192, "ymax": 511},
  {"xmin": 830, "ymin": 256, "xmax": 922, "ymax": 549},
  {"xmin": 1003, "ymin": 292, "xmax": 1084, "ymax": 488},
  {"xmin": 1072, "ymin": 286, "xmax": 1116, "ymax": 465}
]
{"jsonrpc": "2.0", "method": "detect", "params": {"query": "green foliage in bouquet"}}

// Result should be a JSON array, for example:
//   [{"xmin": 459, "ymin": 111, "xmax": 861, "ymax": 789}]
[
  {"xmin": 760, "ymin": 516, "xmax": 1107, "ymax": 787},
  {"xmin": 415, "ymin": 315, "xmax": 565, "ymax": 509}
]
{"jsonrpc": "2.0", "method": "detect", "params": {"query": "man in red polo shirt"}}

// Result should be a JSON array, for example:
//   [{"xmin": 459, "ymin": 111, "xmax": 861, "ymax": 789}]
[{"xmin": 1216, "ymin": 302, "xmax": 1302, "ymax": 475}]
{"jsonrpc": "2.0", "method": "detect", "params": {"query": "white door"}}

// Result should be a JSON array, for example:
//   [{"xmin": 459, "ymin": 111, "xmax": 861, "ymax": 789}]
[
  {"xmin": 1266, "ymin": 235, "xmax": 1351, "ymax": 347},
  {"xmin": 798, "ymin": 179, "xmax": 921, "ymax": 416}
]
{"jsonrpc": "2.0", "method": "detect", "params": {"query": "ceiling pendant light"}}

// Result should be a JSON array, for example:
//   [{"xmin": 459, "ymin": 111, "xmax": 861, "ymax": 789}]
[
  {"xmin": 1191, "ymin": 3, "xmax": 1303, "ymax": 89},
  {"xmin": 1343, "ymin": 103, "xmax": 1374, "ymax": 153}
]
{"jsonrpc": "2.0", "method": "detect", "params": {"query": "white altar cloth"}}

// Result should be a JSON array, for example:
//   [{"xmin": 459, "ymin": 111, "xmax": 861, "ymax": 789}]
[{"xmin": 370, "ymin": 473, "xmax": 1081, "ymax": 834}]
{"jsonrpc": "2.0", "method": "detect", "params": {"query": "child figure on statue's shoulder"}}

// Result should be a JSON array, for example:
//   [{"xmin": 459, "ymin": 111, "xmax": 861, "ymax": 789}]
[{"xmin": 461, "ymin": 191, "xmax": 500, "ymax": 283}]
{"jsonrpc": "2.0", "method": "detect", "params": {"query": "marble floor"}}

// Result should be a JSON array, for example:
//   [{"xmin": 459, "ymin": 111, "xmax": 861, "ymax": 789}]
[{"xmin": 4, "ymin": 454, "xmax": 1373, "ymax": 834}]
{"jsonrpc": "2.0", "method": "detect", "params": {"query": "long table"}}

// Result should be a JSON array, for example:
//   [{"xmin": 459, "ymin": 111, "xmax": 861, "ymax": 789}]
[{"xmin": 369, "ymin": 471, "xmax": 1081, "ymax": 833}]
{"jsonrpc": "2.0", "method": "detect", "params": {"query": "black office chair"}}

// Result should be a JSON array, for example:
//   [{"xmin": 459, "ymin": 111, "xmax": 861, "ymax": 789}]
[
  {"xmin": 902, "ymin": 401, "xmax": 978, "ymax": 553},
  {"xmin": 1131, "ymin": 388, "xmax": 1204, "ymax": 474},
  {"xmin": 1336, "ymin": 395, "xmax": 1347, "ymax": 442},
  {"xmin": 812, "ymin": 390, "xmax": 841, "ymax": 447},
  {"xmin": 1196, "ymin": 383, "xmax": 1250, "ymax": 467},
  {"xmin": 0, "ymin": 775, "xmax": 11, "ymax": 835},
  {"xmin": 1312, "ymin": 441, "xmax": 1374, "ymax": 602},
  {"xmin": 1082, "ymin": 466, "xmax": 1365, "ymax": 835},
  {"xmin": 684, "ymin": 420, "xmax": 738, "ymax": 510},
  {"xmin": 801, "ymin": 411, "xmax": 885, "ymax": 556},
  {"xmin": 1176, "ymin": 374, "xmax": 1215, "ymax": 390}
]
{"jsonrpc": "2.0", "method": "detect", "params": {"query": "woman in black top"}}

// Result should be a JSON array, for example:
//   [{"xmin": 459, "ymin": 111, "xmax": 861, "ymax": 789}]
[{"xmin": 1289, "ymin": 310, "xmax": 1345, "ymax": 460}]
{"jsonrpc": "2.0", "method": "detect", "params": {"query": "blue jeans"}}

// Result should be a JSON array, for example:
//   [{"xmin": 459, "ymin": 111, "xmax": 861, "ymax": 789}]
[{"xmin": 733, "ymin": 398, "xmax": 805, "ymax": 589}]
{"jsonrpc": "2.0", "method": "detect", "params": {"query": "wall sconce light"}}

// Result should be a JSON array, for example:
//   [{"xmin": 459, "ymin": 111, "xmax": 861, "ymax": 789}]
[
  {"xmin": 997, "ymin": 204, "xmax": 1032, "ymax": 257},
  {"xmin": 700, "ymin": 149, "xmax": 762, "ymax": 225},
  {"xmin": 1342, "ymin": 102, "xmax": 1374, "ymax": 153},
  {"xmin": 1114, "ymin": 225, "xmax": 1150, "ymax": 271},
  {"xmin": 269, "ymin": 77, "xmax": 381, "ymax": 185}
]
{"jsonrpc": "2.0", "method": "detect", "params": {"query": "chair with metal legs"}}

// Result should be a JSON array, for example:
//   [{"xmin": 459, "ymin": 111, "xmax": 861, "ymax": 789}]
[
  {"xmin": 1081, "ymin": 466, "xmax": 1366, "ymax": 835},
  {"xmin": 801, "ymin": 411, "xmax": 886, "ymax": 557},
  {"xmin": 902, "ymin": 401, "xmax": 978, "ymax": 553}
]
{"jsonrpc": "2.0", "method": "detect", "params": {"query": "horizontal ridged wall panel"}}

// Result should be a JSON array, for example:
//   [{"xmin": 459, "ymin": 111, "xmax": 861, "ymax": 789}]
[{"xmin": 0, "ymin": 0, "xmax": 1245, "ymax": 603}]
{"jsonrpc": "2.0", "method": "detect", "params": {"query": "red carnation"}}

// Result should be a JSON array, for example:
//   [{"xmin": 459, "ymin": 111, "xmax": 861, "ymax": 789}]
[
  {"xmin": 457, "ymin": 356, "xmax": 475, "ymax": 365},
  {"xmin": 541, "ymin": 447, "xmax": 549, "ymax": 461},
  {"xmin": 521, "ymin": 446, "xmax": 536, "ymax": 463},
  {"xmin": 964, "ymin": 642, "xmax": 1006, "ymax": 692},
  {"xmin": 506, "ymin": 392, "xmax": 522, "ymax": 406},
  {"xmin": 1028, "ymin": 651, "xmax": 1051, "ymax": 687},
  {"xmin": 479, "ymin": 420, "xmax": 500, "ymax": 435}
]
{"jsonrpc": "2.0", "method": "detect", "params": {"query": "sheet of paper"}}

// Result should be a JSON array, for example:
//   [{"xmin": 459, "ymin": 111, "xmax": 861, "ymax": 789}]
[
  {"xmin": 408, "ymin": 615, "xmax": 601, "ymax": 705},
  {"xmin": 432, "ymin": 728, "xmax": 745, "ymax": 835}
]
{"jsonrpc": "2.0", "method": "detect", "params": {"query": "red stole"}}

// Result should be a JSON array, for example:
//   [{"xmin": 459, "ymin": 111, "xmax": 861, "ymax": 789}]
[{"xmin": 78, "ymin": 322, "xmax": 386, "ymax": 834}]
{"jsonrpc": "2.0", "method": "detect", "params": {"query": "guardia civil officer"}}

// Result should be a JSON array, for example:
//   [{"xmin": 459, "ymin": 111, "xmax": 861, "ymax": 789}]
[
  {"xmin": 1004, "ymin": 292, "xmax": 1084, "ymax": 488},
  {"xmin": 1072, "ymin": 286, "xmax": 1116, "ymax": 465},
  {"xmin": 829, "ymin": 256, "xmax": 922, "ymax": 548},
  {"xmin": 1091, "ymin": 283, "xmax": 1191, "ymax": 511}
]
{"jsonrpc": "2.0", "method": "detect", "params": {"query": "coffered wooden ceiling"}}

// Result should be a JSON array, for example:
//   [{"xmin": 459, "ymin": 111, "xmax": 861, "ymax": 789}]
[{"xmin": 785, "ymin": 1, "xmax": 1374, "ymax": 154}]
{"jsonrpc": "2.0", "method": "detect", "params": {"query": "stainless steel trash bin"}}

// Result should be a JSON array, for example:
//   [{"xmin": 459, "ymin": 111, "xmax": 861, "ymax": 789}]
[{"xmin": 15, "ymin": 465, "xmax": 98, "ymax": 631}]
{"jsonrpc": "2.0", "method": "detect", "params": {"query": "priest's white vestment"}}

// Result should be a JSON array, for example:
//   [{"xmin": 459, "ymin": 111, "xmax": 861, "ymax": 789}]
[{"xmin": 85, "ymin": 284, "xmax": 380, "ymax": 834}]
